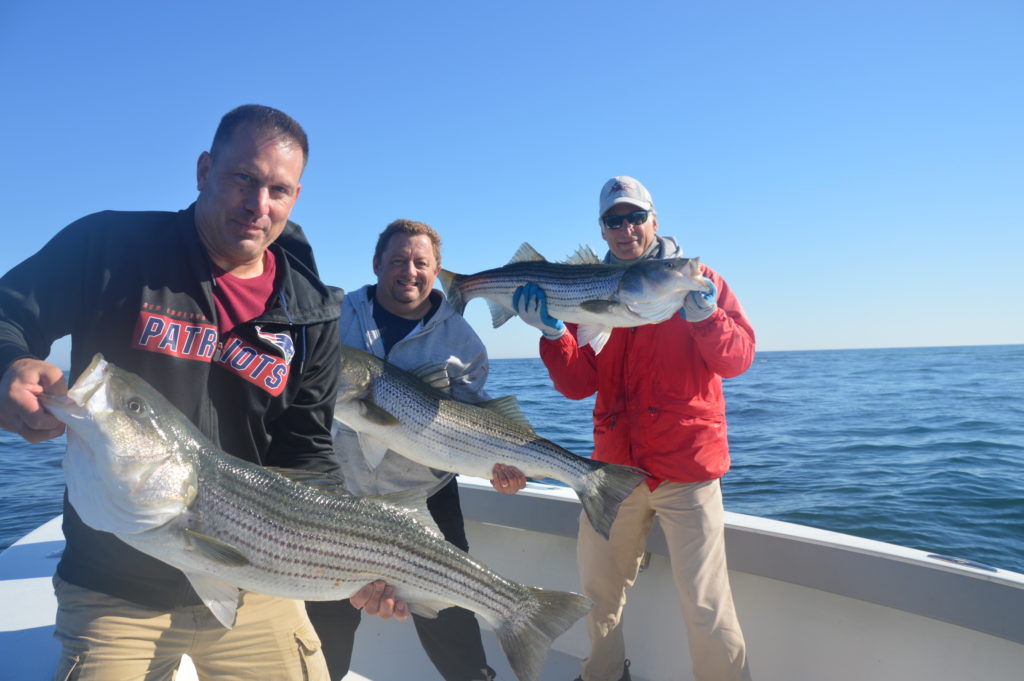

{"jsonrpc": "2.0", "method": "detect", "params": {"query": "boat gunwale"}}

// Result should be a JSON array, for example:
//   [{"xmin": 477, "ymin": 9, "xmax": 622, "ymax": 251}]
[{"xmin": 457, "ymin": 476, "xmax": 1024, "ymax": 645}]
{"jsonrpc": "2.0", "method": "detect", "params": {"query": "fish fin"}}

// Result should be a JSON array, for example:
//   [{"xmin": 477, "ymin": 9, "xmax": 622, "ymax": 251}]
[
  {"xmin": 477, "ymin": 395, "xmax": 534, "ymax": 431},
  {"xmin": 185, "ymin": 572, "xmax": 241, "ymax": 629},
  {"xmin": 357, "ymin": 433, "xmax": 391, "ymax": 469},
  {"xmin": 578, "ymin": 299, "xmax": 620, "ymax": 314},
  {"xmin": 487, "ymin": 300, "xmax": 516, "ymax": 328},
  {"xmin": 496, "ymin": 586, "xmax": 593, "ymax": 681},
  {"xmin": 358, "ymin": 398, "xmax": 400, "ymax": 426},
  {"xmin": 575, "ymin": 460, "xmax": 649, "ymax": 539},
  {"xmin": 410, "ymin": 363, "xmax": 451, "ymax": 393},
  {"xmin": 564, "ymin": 244, "xmax": 602, "ymax": 265},
  {"xmin": 362, "ymin": 491, "xmax": 443, "ymax": 538},
  {"xmin": 508, "ymin": 242, "xmax": 547, "ymax": 264},
  {"xmin": 576, "ymin": 324, "xmax": 611, "ymax": 355},
  {"xmin": 437, "ymin": 270, "xmax": 466, "ymax": 315},
  {"xmin": 408, "ymin": 600, "xmax": 454, "ymax": 619},
  {"xmin": 183, "ymin": 529, "xmax": 251, "ymax": 566}
]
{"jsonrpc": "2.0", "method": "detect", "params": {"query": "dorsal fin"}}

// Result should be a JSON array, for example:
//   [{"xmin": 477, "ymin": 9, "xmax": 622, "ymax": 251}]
[
  {"xmin": 508, "ymin": 242, "xmax": 547, "ymax": 265},
  {"xmin": 564, "ymin": 244, "xmax": 602, "ymax": 265},
  {"xmin": 477, "ymin": 395, "xmax": 534, "ymax": 431}
]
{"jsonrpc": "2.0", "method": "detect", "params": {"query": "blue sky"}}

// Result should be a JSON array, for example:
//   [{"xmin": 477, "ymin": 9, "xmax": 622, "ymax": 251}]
[{"xmin": 2, "ymin": 1, "xmax": 1021, "ymax": 362}]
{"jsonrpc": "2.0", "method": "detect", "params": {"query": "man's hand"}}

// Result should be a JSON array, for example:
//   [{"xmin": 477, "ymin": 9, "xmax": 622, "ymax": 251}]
[
  {"xmin": 512, "ymin": 283, "xmax": 565, "ymax": 340},
  {"xmin": 350, "ymin": 580, "xmax": 409, "ymax": 621},
  {"xmin": 490, "ymin": 463, "xmax": 527, "ymax": 494},
  {"xmin": 680, "ymin": 279, "xmax": 718, "ymax": 323},
  {"xmin": 0, "ymin": 358, "xmax": 67, "ymax": 443}
]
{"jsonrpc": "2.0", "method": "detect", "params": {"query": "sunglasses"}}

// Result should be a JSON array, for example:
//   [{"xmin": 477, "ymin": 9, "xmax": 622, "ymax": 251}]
[{"xmin": 602, "ymin": 210, "xmax": 650, "ymax": 230}]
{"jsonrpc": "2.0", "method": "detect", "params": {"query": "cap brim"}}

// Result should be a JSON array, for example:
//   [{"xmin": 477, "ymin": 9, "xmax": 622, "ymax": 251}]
[{"xmin": 601, "ymin": 197, "xmax": 653, "ymax": 215}]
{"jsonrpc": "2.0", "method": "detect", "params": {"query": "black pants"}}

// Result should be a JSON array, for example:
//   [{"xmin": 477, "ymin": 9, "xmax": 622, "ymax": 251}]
[{"xmin": 306, "ymin": 477, "xmax": 495, "ymax": 681}]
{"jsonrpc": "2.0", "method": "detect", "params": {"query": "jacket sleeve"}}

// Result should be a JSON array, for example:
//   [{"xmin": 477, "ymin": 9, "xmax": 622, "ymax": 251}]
[
  {"xmin": 684, "ymin": 267, "xmax": 756, "ymax": 378},
  {"xmin": 266, "ymin": 315, "xmax": 343, "ymax": 475},
  {"xmin": 538, "ymin": 324, "xmax": 600, "ymax": 400},
  {"xmin": 446, "ymin": 333, "xmax": 491, "ymax": 404},
  {"xmin": 0, "ymin": 216, "xmax": 99, "ymax": 373}
]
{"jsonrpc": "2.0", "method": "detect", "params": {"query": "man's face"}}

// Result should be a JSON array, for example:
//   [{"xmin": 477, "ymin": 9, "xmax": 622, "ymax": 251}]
[
  {"xmin": 194, "ymin": 124, "xmax": 304, "ymax": 276},
  {"xmin": 373, "ymin": 233, "xmax": 441, "ymax": 319},
  {"xmin": 601, "ymin": 202, "xmax": 658, "ymax": 261}
]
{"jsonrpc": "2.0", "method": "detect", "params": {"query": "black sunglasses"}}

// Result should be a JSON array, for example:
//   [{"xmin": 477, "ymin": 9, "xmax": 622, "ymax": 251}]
[{"xmin": 602, "ymin": 210, "xmax": 650, "ymax": 230}]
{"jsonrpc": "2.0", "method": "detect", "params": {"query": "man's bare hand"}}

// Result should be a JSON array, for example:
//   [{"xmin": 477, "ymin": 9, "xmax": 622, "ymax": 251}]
[
  {"xmin": 491, "ymin": 463, "xmax": 527, "ymax": 494},
  {"xmin": 0, "ymin": 358, "xmax": 67, "ymax": 443},
  {"xmin": 350, "ymin": 580, "xmax": 409, "ymax": 621}
]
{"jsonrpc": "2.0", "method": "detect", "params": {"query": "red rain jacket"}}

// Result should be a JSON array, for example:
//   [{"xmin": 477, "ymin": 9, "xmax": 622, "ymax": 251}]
[{"xmin": 539, "ymin": 263, "xmax": 755, "ymax": 488}]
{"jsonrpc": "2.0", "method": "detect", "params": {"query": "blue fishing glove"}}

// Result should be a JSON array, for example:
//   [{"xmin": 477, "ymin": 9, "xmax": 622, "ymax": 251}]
[
  {"xmin": 512, "ymin": 283, "xmax": 565, "ymax": 340},
  {"xmin": 680, "ymin": 279, "xmax": 718, "ymax": 322}
]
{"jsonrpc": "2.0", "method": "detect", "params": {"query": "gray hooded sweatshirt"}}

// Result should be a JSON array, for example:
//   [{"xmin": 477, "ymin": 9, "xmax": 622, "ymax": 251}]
[{"xmin": 332, "ymin": 284, "xmax": 490, "ymax": 497}]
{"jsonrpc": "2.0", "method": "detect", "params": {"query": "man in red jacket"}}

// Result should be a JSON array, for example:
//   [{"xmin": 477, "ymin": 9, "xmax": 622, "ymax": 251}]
[{"xmin": 513, "ymin": 176, "xmax": 754, "ymax": 681}]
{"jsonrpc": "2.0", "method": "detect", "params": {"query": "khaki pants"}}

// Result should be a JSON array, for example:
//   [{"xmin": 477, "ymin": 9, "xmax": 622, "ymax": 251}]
[
  {"xmin": 52, "ymin": 576, "xmax": 329, "ymax": 681},
  {"xmin": 576, "ymin": 480, "xmax": 752, "ymax": 681}
]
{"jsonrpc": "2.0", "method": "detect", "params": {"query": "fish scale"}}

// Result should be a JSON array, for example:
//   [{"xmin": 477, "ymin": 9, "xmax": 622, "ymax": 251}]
[{"xmin": 44, "ymin": 353, "xmax": 592, "ymax": 681}]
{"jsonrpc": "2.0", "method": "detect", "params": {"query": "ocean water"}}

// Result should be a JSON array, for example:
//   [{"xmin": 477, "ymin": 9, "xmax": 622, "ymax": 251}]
[{"xmin": 1, "ymin": 345, "xmax": 1022, "ymax": 574}]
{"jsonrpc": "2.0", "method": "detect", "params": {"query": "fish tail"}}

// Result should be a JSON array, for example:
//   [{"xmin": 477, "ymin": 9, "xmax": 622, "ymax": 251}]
[
  {"xmin": 578, "ymin": 461, "xmax": 649, "ymax": 540},
  {"xmin": 496, "ymin": 586, "xmax": 592, "ymax": 681},
  {"xmin": 438, "ymin": 269, "xmax": 466, "ymax": 314}
]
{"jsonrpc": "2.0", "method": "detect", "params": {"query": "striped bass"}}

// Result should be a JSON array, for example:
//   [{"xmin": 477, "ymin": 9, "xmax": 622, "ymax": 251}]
[
  {"xmin": 334, "ymin": 345, "xmax": 649, "ymax": 540},
  {"xmin": 41, "ymin": 354, "xmax": 592, "ymax": 681},
  {"xmin": 438, "ymin": 242, "xmax": 709, "ymax": 353}
]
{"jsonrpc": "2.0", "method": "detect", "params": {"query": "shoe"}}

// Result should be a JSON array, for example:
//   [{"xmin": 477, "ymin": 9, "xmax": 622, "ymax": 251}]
[{"xmin": 572, "ymin": 659, "xmax": 631, "ymax": 681}]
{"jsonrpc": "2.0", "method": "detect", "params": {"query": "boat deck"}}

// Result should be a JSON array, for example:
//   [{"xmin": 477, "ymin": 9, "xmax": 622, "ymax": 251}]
[{"xmin": 3, "ymin": 479, "xmax": 1024, "ymax": 681}]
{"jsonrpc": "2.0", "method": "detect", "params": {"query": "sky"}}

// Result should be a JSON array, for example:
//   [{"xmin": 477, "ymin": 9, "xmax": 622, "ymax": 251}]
[{"xmin": 2, "ymin": 0, "xmax": 1021, "ymax": 362}]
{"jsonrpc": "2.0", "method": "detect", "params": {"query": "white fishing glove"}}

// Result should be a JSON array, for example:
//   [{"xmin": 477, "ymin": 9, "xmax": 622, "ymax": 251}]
[
  {"xmin": 512, "ymin": 283, "xmax": 565, "ymax": 340},
  {"xmin": 680, "ymin": 280, "xmax": 718, "ymax": 323}
]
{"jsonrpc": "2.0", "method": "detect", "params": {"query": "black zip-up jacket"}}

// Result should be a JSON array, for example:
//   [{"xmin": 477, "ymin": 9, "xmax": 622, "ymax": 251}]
[{"xmin": 0, "ymin": 205, "xmax": 343, "ymax": 608}]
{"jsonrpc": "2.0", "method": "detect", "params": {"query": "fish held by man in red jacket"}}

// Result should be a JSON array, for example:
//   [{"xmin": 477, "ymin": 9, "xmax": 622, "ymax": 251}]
[{"xmin": 438, "ymin": 242, "xmax": 710, "ymax": 354}]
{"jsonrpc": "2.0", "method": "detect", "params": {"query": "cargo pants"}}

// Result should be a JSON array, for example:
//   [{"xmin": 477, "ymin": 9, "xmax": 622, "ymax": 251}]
[
  {"xmin": 575, "ymin": 479, "xmax": 752, "ymax": 681},
  {"xmin": 52, "ymin": 575, "xmax": 329, "ymax": 681}
]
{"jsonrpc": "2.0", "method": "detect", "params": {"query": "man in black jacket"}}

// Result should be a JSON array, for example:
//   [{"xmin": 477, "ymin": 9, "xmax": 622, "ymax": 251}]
[{"xmin": 0, "ymin": 105, "xmax": 405, "ymax": 681}]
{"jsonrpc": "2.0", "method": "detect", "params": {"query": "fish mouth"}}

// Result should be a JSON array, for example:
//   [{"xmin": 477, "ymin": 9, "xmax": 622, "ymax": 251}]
[{"xmin": 39, "ymin": 353, "xmax": 109, "ymax": 422}]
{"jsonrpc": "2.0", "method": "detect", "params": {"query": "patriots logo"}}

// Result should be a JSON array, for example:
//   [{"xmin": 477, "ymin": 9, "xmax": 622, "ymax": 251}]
[
  {"xmin": 256, "ymin": 327, "xmax": 296, "ymax": 364},
  {"xmin": 610, "ymin": 181, "xmax": 633, "ymax": 193}
]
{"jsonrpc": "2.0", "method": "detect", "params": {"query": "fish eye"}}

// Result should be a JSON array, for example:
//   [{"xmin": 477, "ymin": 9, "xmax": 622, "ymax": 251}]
[{"xmin": 126, "ymin": 398, "xmax": 145, "ymax": 415}]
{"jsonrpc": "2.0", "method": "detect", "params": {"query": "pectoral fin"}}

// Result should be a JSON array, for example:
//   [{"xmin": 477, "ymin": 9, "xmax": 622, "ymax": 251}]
[
  {"xmin": 185, "ymin": 572, "xmax": 242, "ymax": 629},
  {"xmin": 578, "ymin": 299, "xmax": 621, "ymax": 314},
  {"xmin": 358, "ymin": 398, "xmax": 401, "ymax": 426},
  {"xmin": 184, "ymin": 529, "xmax": 250, "ymax": 566},
  {"xmin": 357, "ymin": 432, "xmax": 391, "ymax": 469}
]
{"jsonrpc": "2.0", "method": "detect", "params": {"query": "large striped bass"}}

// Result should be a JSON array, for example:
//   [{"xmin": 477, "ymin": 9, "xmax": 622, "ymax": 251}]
[
  {"xmin": 41, "ymin": 354, "xmax": 591, "ymax": 681},
  {"xmin": 438, "ymin": 242, "xmax": 709, "ymax": 353},
  {"xmin": 334, "ymin": 345, "xmax": 649, "ymax": 540}
]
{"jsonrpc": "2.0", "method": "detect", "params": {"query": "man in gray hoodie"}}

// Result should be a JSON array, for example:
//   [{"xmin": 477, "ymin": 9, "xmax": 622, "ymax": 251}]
[{"xmin": 306, "ymin": 219, "xmax": 526, "ymax": 681}]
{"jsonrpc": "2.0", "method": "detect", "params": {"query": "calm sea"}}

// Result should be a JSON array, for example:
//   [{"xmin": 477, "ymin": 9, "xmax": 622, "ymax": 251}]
[{"xmin": 1, "ymin": 345, "xmax": 1022, "ymax": 574}]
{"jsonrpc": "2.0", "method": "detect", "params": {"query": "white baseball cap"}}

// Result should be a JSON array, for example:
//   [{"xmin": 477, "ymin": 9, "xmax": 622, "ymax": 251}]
[{"xmin": 599, "ymin": 176, "xmax": 655, "ymax": 217}]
